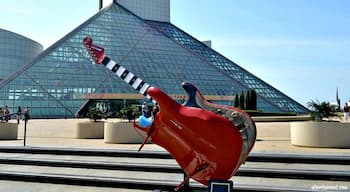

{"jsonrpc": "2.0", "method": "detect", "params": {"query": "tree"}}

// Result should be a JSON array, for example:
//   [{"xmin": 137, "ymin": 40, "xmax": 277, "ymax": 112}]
[
  {"xmin": 234, "ymin": 89, "xmax": 257, "ymax": 110},
  {"xmin": 245, "ymin": 90, "xmax": 252, "ymax": 110},
  {"xmin": 250, "ymin": 89, "xmax": 257, "ymax": 110},
  {"xmin": 239, "ymin": 91, "xmax": 245, "ymax": 110},
  {"xmin": 307, "ymin": 100, "xmax": 338, "ymax": 121},
  {"xmin": 234, "ymin": 93, "xmax": 239, "ymax": 108}
]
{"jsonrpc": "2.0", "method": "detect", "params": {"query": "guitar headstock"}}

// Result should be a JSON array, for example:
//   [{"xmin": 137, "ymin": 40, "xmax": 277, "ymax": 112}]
[{"xmin": 83, "ymin": 36, "xmax": 105, "ymax": 64}]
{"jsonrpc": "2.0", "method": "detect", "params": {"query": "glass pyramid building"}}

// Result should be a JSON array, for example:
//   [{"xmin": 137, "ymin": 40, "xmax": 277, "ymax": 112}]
[{"xmin": 0, "ymin": 1, "xmax": 308, "ymax": 118}]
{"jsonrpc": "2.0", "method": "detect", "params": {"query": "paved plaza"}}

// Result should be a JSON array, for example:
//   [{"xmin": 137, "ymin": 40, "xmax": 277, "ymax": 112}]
[{"xmin": 0, "ymin": 118, "xmax": 349, "ymax": 155}]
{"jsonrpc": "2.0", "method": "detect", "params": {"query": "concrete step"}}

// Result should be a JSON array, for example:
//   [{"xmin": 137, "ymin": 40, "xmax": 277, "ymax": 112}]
[
  {"xmin": 0, "ymin": 153, "xmax": 349, "ymax": 181},
  {"xmin": 0, "ymin": 150, "xmax": 348, "ymax": 191},
  {"xmin": 0, "ymin": 163, "xmax": 348, "ymax": 192},
  {"xmin": 1, "ymin": 146, "xmax": 350, "ymax": 164},
  {"xmin": 0, "ymin": 180, "xmax": 154, "ymax": 192}
]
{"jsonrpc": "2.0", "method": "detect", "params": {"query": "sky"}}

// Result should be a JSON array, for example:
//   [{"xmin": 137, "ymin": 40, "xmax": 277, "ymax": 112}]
[{"xmin": 0, "ymin": 0, "xmax": 349, "ymax": 108}]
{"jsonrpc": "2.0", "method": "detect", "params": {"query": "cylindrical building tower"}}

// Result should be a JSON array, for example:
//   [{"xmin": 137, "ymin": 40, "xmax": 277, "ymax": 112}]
[{"xmin": 0, "ymin": 28, "xmax": 43, "ymax": 81}]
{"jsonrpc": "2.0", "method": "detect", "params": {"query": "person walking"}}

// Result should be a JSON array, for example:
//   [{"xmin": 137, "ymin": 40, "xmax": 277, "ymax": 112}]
[
  {"xmin": 16, "ymin": 106, "xmax": 22, "ymax": 124},
  {"xmin": 0, "ymin": 107, "xmax": 2, "ymax": 122},
  {"xmin": 343, "ymin": 103, "xmax": 349, "ymax": 121},
  {"xmin": 24, "ymin": 107, "xmax": 30, "ymax": 123},
  {"xmin": 142, "ymin": 101, "xmax": 150, "ymax": 118},
  {"xmin": 3, "ymin": 105, "xmax": 10, "ymax": 122}
]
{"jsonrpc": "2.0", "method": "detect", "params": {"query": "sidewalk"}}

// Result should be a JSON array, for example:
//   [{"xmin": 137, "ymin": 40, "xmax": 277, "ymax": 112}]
[{"xmin": 0, "ymin": 118, "xmax": 349, "ymax": 156}]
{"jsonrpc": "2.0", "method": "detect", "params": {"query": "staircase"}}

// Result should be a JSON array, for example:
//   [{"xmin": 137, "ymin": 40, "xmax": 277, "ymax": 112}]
[{"xmin": 0, "ymin": 146, "xmax": 348, "ymax": 191}]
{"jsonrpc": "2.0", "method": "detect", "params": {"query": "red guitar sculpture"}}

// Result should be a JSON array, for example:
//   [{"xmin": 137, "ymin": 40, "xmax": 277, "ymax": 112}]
[{"xmin": 83, "ymin": 37, "xmax": 256, "ymax": 191}]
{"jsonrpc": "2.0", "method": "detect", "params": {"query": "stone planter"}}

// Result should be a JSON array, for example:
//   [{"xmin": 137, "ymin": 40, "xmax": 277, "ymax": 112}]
[
  {"xmin": 0, "ymin": 122, "xmax": 18, "ymax": 140},
  {"xmin": 104, "ymin": 121, "xmax": 147, "ymax": 144},
  {"xmin": 290, "ymin": 121, "xmax": 350, "ymax": 148},
  {"xmin": 75, "ymin": 121, "xmax": 104, "ymax": 139}
]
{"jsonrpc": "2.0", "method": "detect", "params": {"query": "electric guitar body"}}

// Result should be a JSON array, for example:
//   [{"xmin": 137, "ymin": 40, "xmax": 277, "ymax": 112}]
[{"xmin": 146, "ymin": 86, "xmax": 244, "ymax": 185}]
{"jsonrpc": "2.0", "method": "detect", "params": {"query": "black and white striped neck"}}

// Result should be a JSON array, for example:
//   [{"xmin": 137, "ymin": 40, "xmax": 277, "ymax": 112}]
[{"xmin": 101, "ymin": 56, "xmax": 151, "ymax": 98}]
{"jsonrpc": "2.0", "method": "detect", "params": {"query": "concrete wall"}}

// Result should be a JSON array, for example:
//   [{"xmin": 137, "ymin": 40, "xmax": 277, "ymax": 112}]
[
  {"xmin": 255, "ymin": 122, "xmax": 291, "ymax": 139},
  {"xmin": 16, "ymin": 119, "xmax": 88, "ymax": 138},
  {"xmin": 75, "ymin": 121, "xmax": 104, "ymax": 139},
  {"xmin": 0, "ymin": 122, "xmax": 18, "ymax": 140},
  {"xmin": 291, "ymin": 122, "xmax": 350, "ymax": 148},
  {"xmin": 104, "ymin": 121, "xmax": 147, "ymax": 144},
  {"xmin": 12, "ymin": 119, "xmax": 294, "ymax": 140}
]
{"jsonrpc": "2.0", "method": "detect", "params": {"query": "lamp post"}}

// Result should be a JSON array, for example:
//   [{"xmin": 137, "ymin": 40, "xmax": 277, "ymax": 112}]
[{"xmin": 23, "ymin": 107, "xmax": 30, "ymax": 146}]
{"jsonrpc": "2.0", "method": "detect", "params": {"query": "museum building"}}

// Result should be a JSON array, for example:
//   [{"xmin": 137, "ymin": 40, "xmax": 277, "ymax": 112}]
[{"xmin": 0, "ymin": 0, "xmax": 308, "ymax": 118}]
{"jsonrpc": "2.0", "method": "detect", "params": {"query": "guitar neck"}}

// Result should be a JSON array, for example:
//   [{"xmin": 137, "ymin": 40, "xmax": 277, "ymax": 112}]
[
  {"xmin": 83, "ymin": 37, "xmax": 151, "ymax": 98},
  {"xmin": 101, "ymin": 56, "xmax": 151, "ymax": 97}
]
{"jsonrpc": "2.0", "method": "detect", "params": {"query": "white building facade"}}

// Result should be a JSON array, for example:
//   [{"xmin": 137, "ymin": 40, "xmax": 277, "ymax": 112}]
[{"xmin": 116, "ymin": 0, "xmax": 170, "ymax": 22}]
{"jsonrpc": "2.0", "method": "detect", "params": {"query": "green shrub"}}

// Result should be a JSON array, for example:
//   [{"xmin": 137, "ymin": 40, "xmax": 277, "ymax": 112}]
[
  {"xmin": 117, "ymin": 105, "xmax": 140, "ymax": 122},
  {"xmin": 307, "ymin": 100, "xmax": 339, "ymax": 121},
  {"xmin": 87, "ymin": 108, "xmax": 106, "ymax": 122}
]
